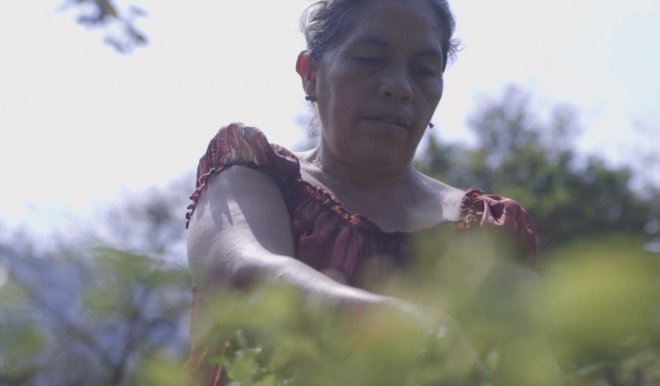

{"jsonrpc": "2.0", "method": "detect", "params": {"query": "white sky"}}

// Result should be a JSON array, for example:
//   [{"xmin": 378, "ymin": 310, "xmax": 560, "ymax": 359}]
[{"xmin": 1, "ymin": 0, "xmax": 659, "ymax": 233}]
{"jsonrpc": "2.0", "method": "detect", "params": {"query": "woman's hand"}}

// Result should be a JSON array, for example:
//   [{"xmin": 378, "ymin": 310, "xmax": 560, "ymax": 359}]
[
  {"xmin": 373, "ymin": 299, "xmax": 491, "ymax": 384},
  {"xmin": 422, "ymin": 315, "xmax": 492, "ymax": 385}
]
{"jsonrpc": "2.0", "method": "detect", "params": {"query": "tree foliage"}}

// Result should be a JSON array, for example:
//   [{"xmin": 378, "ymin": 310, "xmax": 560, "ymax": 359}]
[
  {"xmin": 58, "ymin": 0, "xmax": 148, "ymax": 53},
  {"xmin": 0, "ymin": 177, "xmax": 192, "ymax": 386}
]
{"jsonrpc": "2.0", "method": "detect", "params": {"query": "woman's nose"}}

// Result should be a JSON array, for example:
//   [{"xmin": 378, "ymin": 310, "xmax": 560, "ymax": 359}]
[{"xmin": 379, "ymin": 67, "xmax": 413, "ymax": 103}]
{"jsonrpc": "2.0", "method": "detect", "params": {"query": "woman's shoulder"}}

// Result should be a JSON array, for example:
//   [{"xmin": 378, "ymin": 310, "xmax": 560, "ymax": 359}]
[
  {"xmin": 415, "ymin": 171, "xmax": 467, "ymax": 223},
  {"xmin": 415, "ymin": 172, "xmax": 539, "ymax": 268},
  {"xmin": 186, "ymin": 123, "xmax": 302, "ymax": 228},
  {"xmin": 194, "ymin": 122, "xmax": 299, "ymax": 172}
]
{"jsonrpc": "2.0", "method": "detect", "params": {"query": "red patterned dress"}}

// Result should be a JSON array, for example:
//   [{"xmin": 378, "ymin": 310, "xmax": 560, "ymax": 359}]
[{"xmin": 185, "ymin": 123, "xmax": 538, "ymax": 386}]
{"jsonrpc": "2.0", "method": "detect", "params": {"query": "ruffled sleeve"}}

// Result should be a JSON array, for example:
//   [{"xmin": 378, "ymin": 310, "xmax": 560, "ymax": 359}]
[
  {"xmin": 186, "ymin": 122, "xmax": 301, "ymax": 229},
  {"xmin": 459, "ymin": 188, "xmax": 538, "ymax": 268}
]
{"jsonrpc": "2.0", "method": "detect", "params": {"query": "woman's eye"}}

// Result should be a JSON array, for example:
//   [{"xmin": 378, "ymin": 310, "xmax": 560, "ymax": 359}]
[{"xmin": 414, "ymin": 65, "xmax": 437, "ymax": 77}]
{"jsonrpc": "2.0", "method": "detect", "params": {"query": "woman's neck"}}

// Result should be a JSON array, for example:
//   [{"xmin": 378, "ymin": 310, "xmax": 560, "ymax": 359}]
[{"xmin": 309, "ymin": 140, "xmax": 418, "ymax": 193}]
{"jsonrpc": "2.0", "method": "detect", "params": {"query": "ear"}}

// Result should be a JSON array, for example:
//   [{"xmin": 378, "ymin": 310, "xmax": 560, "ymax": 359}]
[{"xmin": 296, "ymin": 51, "xmax": 317, "ymax": 98}]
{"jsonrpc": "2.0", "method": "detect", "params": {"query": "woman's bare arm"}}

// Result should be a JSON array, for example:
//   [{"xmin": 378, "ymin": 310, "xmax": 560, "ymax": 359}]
[{"xmin": 187, "ymin": 165, "xmax": 421, "ymax": 315}]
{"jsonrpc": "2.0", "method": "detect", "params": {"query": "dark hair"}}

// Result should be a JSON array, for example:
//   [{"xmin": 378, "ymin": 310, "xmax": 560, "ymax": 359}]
[{"xmin": 300, "ymin": 0, "xmax": 461, "ymax": 72}]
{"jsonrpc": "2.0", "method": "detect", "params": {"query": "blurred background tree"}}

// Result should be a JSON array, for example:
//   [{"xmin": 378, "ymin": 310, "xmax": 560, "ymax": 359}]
[
  {"xmin": 0, "ymin": 176, "xmax": 192, "ymax": 386},
  {"xmin": 58, "ymin": 0, "xmax": 148, "ymax": 53}
]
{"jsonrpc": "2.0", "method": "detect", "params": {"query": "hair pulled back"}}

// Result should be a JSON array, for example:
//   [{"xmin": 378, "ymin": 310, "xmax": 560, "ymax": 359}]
[{"xmin": 300, "ymin": 0, "xmax": 461, "ymax": 72}]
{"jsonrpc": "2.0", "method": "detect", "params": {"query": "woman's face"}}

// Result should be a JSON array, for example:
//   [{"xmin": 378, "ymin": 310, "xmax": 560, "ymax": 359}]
[{"xmin": 311, "ymin": 0, "xmax": 446, "ymax": 172}]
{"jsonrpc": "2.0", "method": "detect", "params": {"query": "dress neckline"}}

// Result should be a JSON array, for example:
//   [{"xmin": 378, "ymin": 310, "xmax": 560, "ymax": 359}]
[{"xmin": 290, "ymin": 159, "xmax": 463, "ymax": 239}]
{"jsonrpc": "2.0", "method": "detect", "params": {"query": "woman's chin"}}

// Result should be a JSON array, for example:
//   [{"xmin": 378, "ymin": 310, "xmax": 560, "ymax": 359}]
[
  {"xmin": 349, "ymin": 143, "xmax": 410, "ymax": 172},
  {"xmin": 345, "ymin": 124, "xmax": 420, "ymax": 170}
]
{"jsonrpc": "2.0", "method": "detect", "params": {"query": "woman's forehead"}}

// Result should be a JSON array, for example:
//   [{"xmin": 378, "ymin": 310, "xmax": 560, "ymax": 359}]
[{"xmin": 343, "ymin": 0, "xmax": 444, "ymax": 52}]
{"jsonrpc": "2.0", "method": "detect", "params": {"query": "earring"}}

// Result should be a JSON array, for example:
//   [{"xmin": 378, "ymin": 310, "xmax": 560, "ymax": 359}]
[
  {"xmin": 305, "ymin": 95, "xmax": 312, "ymax": 101},
  {"xmin": 429, "ymin": 123, "xmax": 434, "ymax": 129}
]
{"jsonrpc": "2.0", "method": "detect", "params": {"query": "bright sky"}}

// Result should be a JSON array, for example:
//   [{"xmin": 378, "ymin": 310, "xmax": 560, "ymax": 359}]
[{"xmin": 1, "ymin": 0, "xmax": 659, "ymax": 233}]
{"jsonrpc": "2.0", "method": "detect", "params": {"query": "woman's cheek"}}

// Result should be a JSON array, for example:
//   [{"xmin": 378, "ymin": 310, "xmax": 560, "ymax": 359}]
[{"xmin": 421, "ymin": 75, "xmax": 443, "ymax": 93}]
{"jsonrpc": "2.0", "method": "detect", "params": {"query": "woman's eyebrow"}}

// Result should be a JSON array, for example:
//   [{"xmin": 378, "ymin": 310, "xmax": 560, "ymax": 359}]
[{"xmin": 414, "ymin": 49, "xmax": 443, "ymax": 59}]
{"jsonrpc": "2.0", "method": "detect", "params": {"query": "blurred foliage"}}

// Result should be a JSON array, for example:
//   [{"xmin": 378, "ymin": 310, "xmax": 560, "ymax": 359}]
[
  {"xmin": 543, "ymin": 238, "xmax": 660, "ymax": 385},
  {"xmin": 1, "ymin": 86, "xmax": 659, "ymax": 385},
  {"xmin": 0, "ymin": 176, "xmax": 192, "ymax": 386},
  {"xmin": 183, "ymin": 233, "xmax": 659, "ymax": 386},
  {"xmin": 192, "ymin": 284, "xmax": 495, "ymax": 386},
  {"xmin": 0, "ymin": 244, "xmax": 191, "ymax": 386},
  {"xmin": 57, "ymin": 0, "xmax": 148, "ymax": 53}
]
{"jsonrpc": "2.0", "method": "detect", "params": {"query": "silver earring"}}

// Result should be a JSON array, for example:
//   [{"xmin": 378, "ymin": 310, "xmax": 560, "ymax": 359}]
[
  {"xmin": 305, "ymin": 95, "xmax": 312, "ymax": 101},
  {"xmin": 429, "ymin": 123, "xmax": 434, "ymax": 129}
]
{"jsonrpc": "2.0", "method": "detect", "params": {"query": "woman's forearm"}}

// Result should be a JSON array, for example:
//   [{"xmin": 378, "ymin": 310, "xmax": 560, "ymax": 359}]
[{"xmin": 212, "ymin": 250, "xmax": 436, "ymax": 326}]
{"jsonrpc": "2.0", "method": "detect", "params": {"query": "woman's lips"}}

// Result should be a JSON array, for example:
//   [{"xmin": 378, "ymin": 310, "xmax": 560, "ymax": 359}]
[{"xmin": 362, "ymin": 114, "xmax": 410, "ymax": 131}]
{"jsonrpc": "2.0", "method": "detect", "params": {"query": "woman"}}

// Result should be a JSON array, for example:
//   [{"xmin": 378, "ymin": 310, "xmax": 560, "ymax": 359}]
[{"xmin": 186, "ymin": 0, "xmax": 558, "ymax": 384}]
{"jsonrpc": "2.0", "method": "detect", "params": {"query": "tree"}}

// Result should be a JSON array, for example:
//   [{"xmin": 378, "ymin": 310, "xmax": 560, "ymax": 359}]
[
  {"xmin": 0, "ymin": 176, "xmax": 192, "ymax": 386},
  {"xmin": 58, "ymin": 0, "xmax": 148, "ymax": 53}
]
